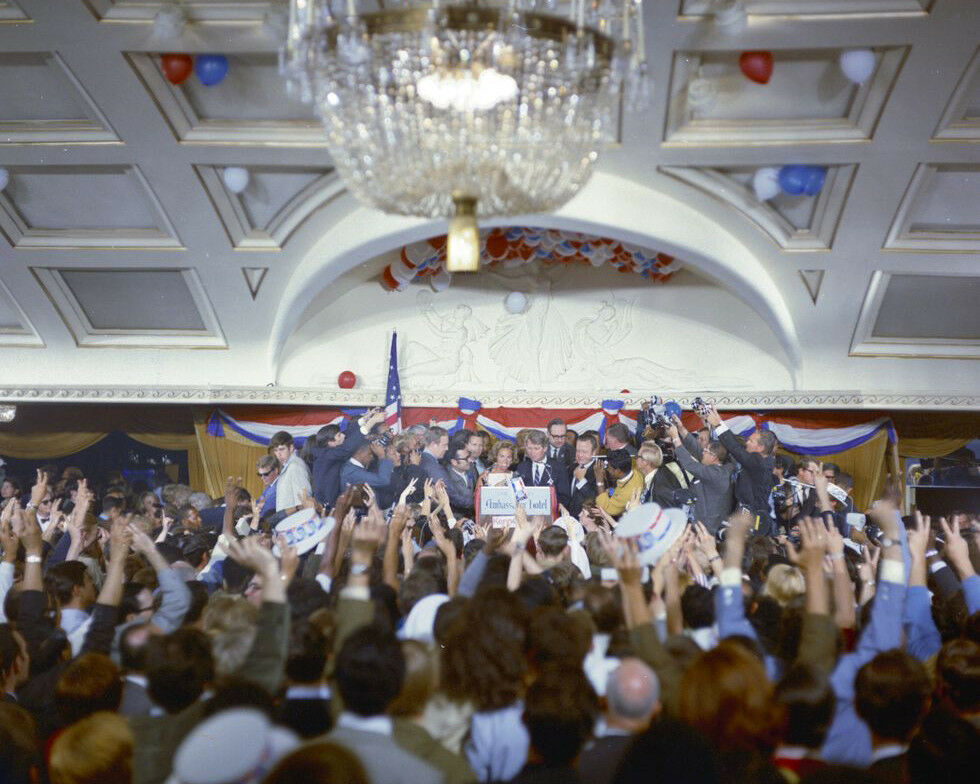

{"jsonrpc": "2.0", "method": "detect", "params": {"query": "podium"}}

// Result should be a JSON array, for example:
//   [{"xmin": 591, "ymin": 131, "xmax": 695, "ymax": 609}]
[{"xmin": 474, "ymin": 484, "xmax": 557, "ymax": 526}]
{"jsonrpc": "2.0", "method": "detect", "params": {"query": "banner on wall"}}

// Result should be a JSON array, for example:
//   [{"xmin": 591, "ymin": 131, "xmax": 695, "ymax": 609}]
[{"xmin": 207, "ymin": 399, "xmax": 897, "ymax": 455}]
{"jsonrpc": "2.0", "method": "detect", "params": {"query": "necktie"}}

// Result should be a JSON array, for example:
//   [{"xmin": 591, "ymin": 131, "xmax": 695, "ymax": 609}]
[{"xmin": 534, "ymin": 464, "xmax": 541, "ymax": 484}]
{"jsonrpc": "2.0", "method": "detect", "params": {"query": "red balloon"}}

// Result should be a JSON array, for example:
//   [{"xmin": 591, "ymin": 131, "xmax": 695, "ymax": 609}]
[
  {"xmin": 161, "ymin": 54, "xmax": 194, "ymax": 86},
  {"xmin": 338, "ymin": 370, "xmax": 356, "ymax": 389},
  {"xmin": 739, "ymin": 51, "xmax": 774, "ymax": 85}
]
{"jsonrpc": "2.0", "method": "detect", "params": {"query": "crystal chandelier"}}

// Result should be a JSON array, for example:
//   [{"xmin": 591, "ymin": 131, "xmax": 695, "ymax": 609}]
[{"xmin": 281, "ymin": 0, "xmax": 649, "ymax": 271}]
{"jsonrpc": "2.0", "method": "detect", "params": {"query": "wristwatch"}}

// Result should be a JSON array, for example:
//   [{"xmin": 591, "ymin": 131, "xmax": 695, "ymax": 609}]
[{"xmin": 879, "ymin": 536, "xmax": 898, "ymax": 548}]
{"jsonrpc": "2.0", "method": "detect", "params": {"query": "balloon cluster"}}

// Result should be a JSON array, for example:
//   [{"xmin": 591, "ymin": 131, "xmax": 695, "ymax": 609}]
[
  {"xmin": 381, "ymin": 227, "xmax": 682, "ymax": 292},
  {"xmin": 160, "ymin": 53, "xmax": 229, "ymax": 86},
  {"xmin": 752, "ymin": 165, "xmax": 827, "ymax": 201}
]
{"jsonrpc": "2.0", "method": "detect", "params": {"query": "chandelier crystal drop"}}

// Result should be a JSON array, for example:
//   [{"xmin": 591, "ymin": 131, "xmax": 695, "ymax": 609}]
[{"xmin": 282, "ymin": 0, "xmax": 650, "ymax": 271}]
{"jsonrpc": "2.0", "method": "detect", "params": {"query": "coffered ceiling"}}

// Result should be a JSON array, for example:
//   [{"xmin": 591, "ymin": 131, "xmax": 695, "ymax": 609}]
[{"xmin": 0, "ymin": 0, "xmax": 977, "ymax": 408}]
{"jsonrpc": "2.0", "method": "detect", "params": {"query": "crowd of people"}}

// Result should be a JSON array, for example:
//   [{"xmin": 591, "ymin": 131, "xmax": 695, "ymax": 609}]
[{"xmin": 0, "ymin": 402, "xmax": 977, "ymax": 784}]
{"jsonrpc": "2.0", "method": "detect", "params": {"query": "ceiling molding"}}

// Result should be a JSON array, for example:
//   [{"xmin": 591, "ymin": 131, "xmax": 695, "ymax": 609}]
[
  {"xmin": 0, "ymin": 1, "xmax": 28, "ymax": 23},
  {"xmin": 0, "ymin": 276, "xmax": 43, "ymax": 347},
  {"xmin": 0, "ymin": 384, "xmax": 975, "ymax": 410},
  {"xmin": 0, "ymin": 166, "xmax": 182, "ymax": 250},
  {"xmin": 678, "ymin": 1, "xmax": 932, "ymax": 18},
  {"xmin": 195, "ymin": 165, "xmax": 343, "ymax": 250},
  {"xmin": 659, "ymin": 164, "xmax": 856, "ymax": 250},
  {"xmin": 30, "ymin": 267, "xmax": 226, "ymax": 348},
  {"xmin": 933, "ymin": 47, "xmax": 980, "ymax": 142},
  {"xmin": 85, "ymin": 1, "xmax": 277, "ymax": 23},
  {"xmin": 126, "ymin": 52, "xmax": 327, "ymax": 147},
  {"xmin": 0, "ymin": 52, "xmax": 120, "ymax": 145},
  {"xmin": 664, "ymin": 47, "xmax": 908, "ymax": 147},
  {"xmin": 883, "ymin": 163, "xmax": 980, "ymax": 252},
  {"xmin": 850, "ymin": 270, "xmax": 980, "ymax": 358}
]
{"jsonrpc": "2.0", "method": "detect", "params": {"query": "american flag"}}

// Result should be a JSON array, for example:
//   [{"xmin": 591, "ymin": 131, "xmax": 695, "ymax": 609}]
[{"xmin": 384, "ymin": 331, "xmax": 402, "ymax": 433}]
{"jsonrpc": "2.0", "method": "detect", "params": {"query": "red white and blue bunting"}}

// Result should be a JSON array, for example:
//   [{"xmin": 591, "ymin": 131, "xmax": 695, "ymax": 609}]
[{"xmin": 207, "ymin": 400, "xmax": 897, "ymax": 455}]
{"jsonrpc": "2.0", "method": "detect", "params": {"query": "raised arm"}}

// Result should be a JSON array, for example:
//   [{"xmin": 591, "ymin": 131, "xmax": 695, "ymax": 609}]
[
  {"xmin": 130, "ymin": 525, "xmax": 191, "ymax": 633},
  {"xmin": 82, "ymin": 519, "xmax": 132, "ymax": 655},
  {"xmin": 904, "ymin": 513, "xmax": 941, "ymax": 661},
  {"xmin": 940, "ymin": 516, "xmax": 978, "ymax": 614}
]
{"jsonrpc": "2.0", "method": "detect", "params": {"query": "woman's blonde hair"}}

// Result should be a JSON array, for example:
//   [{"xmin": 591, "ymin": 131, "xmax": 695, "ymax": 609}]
[
  {"xmin": 49, "ymin": 711, "xmax": 133, "ymax": 784},
  {"xmin": 763, "ymin": 564, "xmax": 806, "ymax": 607}
]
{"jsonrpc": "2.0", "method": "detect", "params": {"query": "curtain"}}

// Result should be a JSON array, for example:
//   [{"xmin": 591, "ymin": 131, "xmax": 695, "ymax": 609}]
[
  {"xmin": 0, "ymin": 431, "xmax": 108, "ymax": 459},
  {"xmin": 192, "ymin": 410, "xmax": 268, "ymax": 499},
  {"xmin": 898, "ymin": 438, "xmax": 972, "ymax": 459}
]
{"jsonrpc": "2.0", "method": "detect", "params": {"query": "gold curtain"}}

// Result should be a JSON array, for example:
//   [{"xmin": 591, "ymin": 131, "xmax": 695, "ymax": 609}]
[
  {"xmin": 0, "ymin": 431, "xmax": 109, "ymax": 459},
  {"xmin": 778, "ymin": 429, "xmax": 889, "ymax": 511},
  {"xmin": 191, "ymin": 410, "xmax": 268, "ymax": 499},
  {"xmin": 898, "ymin": 438, "xmax": 972, "ymax": 459}
]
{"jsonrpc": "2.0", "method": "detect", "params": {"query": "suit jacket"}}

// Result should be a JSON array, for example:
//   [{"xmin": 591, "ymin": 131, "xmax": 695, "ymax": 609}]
[
  {"xmin": 716, "ymin": 427, "xmax": 776, "ymax": 532},
  {"xmin": 673, "ymin": 441, "xmax": 735, "ymax": 533},
  {"xmin": 577, "ymin": 734, "xmax": 633, "ymax": 784},
  {"xmin": 420, "ymin": 451, "xmax": 451, "ymax": 486},
  {"xmin": 546, "ymin": 443, "xmax": 574, "ymax": 469},
  {"xmin": 568, "ymin": 461, "xmax": 598, "ymax": 517},
  {"xmin": 513, "ymin": 457, "xmax": 571, "ymax": 509},
  {"xmin": 340, "ymin": 457, "xmax": 394, "ymax": 493},
  {"xmin": 595, "ymin": 469, "xmax": 645, "ymax": 518},
  {"xmin": 119, "ymin": 676, "xmax": 154, "ymax": 717},
  {"xmin": 445, "ymin": 467, "xmax": 476, "ymax": 518},
  {"xmin": 312, "ymin": 422, "xmax": 366, "ymax": 506},
  {"xmin": 641, "ymin": 466, "xmax": 683, "ymax": 508},
  {"xmin": 325, "ymin": 725, "xmax": 444, "ymax": 784}
]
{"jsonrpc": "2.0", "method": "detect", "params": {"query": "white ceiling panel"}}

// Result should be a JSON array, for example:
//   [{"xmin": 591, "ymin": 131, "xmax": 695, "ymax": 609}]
[
  {"xmin": 32, "ymin": 267, "xmax": 225, "ymax": 348},
  {"xmin": 885, "ymin": 164, "xmax": 980, "ymax": 251},
  {"xmin": 873, "ymin": 274, "xmax": 980, "ymax": 340},
  {"xmin": 0, "ymin": 166, "xmax": 181, "ymax": 249}
]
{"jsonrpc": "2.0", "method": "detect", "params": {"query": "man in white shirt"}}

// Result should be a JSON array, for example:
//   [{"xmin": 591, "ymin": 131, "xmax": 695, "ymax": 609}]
[{"xmin": 270, "ymin": 430, "xmax": 312, "ymax": 515}]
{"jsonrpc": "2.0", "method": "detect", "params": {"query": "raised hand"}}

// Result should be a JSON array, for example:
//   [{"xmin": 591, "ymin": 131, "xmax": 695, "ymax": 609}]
[
  {"xmin": 939, "ymin": 516, "xmax": 974, "ymax": 577},
  {"xmin": 0, "ymin": 515, "xmax": 17, "ymax": 562},
  {"xmin": 30, "ymin": 469, "xmax": 49, "ymax": 507},
  {"xmin": 908, "ymin": 512, "xmax": 930, "ymax": 561},
  {"xmin": 785, "ymin": 516, "xmax": 826, "ymax": 570},
  {"xmin": 276, "ymin": 535, "xmax": 300, "ymax": 583},
  {"xmin": 352, "ymin": 513, "xmax": 386, "ymax": 560},
  {"xmin": 224, "ymin": 476, "xmax": 243, "ymax": 507},
  {"xmin": 227, "ymin": 536, "xmax": 279, "ymax": 577},
  {"xmin": 398, "ymin": 478, "xmax": 419, "ymax": 507},
  {"xmin": 704, "ymin": 404, "xmax": 723, "ymax": 428}
]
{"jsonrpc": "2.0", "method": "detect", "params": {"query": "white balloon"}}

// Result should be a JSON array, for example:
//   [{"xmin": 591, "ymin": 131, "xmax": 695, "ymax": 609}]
[
  {"xmin": 504, "ymin": 291, "xmax": 528, "ymax": 314},
  {"xmin": 430, "ymin": 268, "xmax": 452, "ymax": 292},
  {"xmin": 0, "ymin": 168, "xmax": 8, "ymax": 192},
  {"xmin": 752, "ymin": 167, "xmax": 781, "ymax": 201},
  {"xmin": 223, "ymin": 166, "xmax": 250, "ymax": 194},
  {"xmin": 839, "ymin": 49, "xmax": 876, "ymax": 84}
]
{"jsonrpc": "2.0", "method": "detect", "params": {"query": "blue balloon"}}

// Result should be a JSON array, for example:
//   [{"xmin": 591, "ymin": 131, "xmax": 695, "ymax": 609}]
[
  {"xmin": 802, "ymin": 166, "xmax": 827, "ymax": 196},
  {"xmin": 195, "ymin": 54, "xmax": 229, "ymax": 87},
  {"xmin": 664, "ymin": 401, "xmax": 682, "ymax": 420},
  {"xmin": 778, "ymin": 165, "xmax": 808, "ymax": 196}
]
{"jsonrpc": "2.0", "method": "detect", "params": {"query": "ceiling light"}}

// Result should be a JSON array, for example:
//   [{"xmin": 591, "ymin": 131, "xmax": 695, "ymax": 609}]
[{"xmin": 281, "ymin": 0, "xmax": 651, "ymax": 271}]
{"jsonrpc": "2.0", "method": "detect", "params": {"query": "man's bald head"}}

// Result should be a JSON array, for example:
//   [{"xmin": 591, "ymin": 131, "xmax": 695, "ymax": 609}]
[{"xmin": 606, "ymin": 658, "xmax": 661, "ymax": 730}]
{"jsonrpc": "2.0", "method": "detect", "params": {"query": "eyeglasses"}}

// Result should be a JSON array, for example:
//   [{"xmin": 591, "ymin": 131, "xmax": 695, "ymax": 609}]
[{"xmin": 257, "ymin": 470, "xmax": 273, "ymax": 478}]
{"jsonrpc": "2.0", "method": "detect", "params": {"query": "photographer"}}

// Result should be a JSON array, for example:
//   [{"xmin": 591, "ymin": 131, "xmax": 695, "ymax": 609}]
[
  {"xmin": 667, "ymin": 418, "xmax": 734, "ymax": 534},
  {"xmin": 635, "ymin": 443, "xmax": 683, "ymax": 508},
  {"xmin": 703, "ymin": 404, "xmax": 779, "ymax": 535}
]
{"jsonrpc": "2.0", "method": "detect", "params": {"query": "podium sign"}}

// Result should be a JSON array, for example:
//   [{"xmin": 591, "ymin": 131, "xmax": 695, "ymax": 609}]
[{"xmin": 478, "ymin": 485, "xmax": 554, "ymax": 518}]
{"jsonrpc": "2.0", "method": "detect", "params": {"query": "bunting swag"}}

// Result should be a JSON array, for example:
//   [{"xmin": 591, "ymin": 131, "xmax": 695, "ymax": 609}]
[{"xmin": 208, "ymin": 401, "xmax": 898, "ymax": 454}]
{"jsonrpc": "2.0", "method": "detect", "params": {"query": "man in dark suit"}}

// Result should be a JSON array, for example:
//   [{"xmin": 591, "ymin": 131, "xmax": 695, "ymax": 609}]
[
  {"xmin": 311, "ymin": 409, "xmax": 386, "ymax": 508},
  {"xmin": 635, "ymin": 443, "xmax": 684, "ymax": 508},
  {"xmin": 578, "ymin": 659, "xmax": 661, "ymax": 784},
  {"xmin": 546, "ymin": 418, "xmax": 575, "ymax": 469},
  {"xmin": 704, "ymin": 404, "xmax": 778, "ymax": 535},
  {"xmin": 445, "ymin": 445, "xmax": 476, "ymax": 518},
  {"xmin": 419, "ymin": 426, "xmax": 451, "ymax": 486},
  {"xmin": 855, "ymin": 650, "xmax": 931, "ymax": 784},
  {"xmin": 568, "ymin": 434, "xmax": 600, "ymax": 517},
  {"xmin": 667, "ymin": 421, "xmax": 735, "ymax": 534},
  {"xmin": 514, "ymin": 430, "xmax": 571, "ymax": 509},
  {"xmin": 339, "ymin": 440, "xmax": 394, "ymax": 495}
]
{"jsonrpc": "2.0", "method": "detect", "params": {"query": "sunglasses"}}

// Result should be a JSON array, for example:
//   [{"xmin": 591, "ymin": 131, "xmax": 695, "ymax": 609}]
[{"xmin": 257, "ymin": 470, "xmax": 273, "ymax": 478}]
